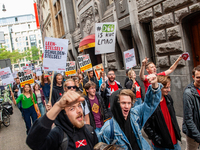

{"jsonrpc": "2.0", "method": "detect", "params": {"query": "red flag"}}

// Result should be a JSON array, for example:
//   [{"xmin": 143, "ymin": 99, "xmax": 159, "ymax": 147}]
[
  {"xmin": 75, "ymin": 139, "xmax": 87, "ymax": 148},
  {"xmin": 33, "ymin": 3, "xmax": 40, "ymax": 29}
]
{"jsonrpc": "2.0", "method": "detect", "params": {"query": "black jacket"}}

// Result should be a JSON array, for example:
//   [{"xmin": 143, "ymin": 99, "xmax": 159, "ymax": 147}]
[
  {"xmin": 83, "ymin": 76, "xmax": 99, "ymax": 91},
  {"xmin": 182, "ymin": 82, "xmax": 200, "ymax": 143},
  {"xmin": 26, "ymin": 113, "xmax": 98, "ymax": 150},
  {"xmin": 125, "ymin": 79, "xmax": 144, "ymax": 101},
  {"xmin": 100, "ymin": 80, "xmax": 122, "ymax": 109},
  {"xmin": 51, "ymin": 74, "xmax": 64, "ymax": 106},
  {"xmin": 144, "ymin": 95, "xmax": 181, "ymax": 149},
  {"xmin": 12, "ymin": 83, "xmax": 23, "ymax": 99},
  {"xmin": 84, "ymin": 93, "xmax": 111, "ymax": 129}
]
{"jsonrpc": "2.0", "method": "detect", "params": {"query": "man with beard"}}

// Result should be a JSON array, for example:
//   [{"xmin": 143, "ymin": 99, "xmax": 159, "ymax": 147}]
[
  {"xmin": 83, "ymin": 70, "xmax": 99, "ymax": 91},
  {"xmin": 51, "ymin": 73, "xmax": 64, "ymax": 106},
  {"xmin": 100, "ymin": 70, "xmax": 122, "ymax": 109},
  {"xmin": 183, "ymin": 65, "xmax": 200, "ymax": 150},
  {"xmin": 26, "ymin": 90, "xmax": 98, "ymax": 150},
  {"xmin": 98, "ymin": 74, "xmax": 163, "ymax": 150},
  {"xmin": 139, "ymin": 56, "xmax": 183, "ymax": 92}
]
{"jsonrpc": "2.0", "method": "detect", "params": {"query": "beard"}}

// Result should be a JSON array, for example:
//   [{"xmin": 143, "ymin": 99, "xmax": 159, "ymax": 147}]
[
  {"xmin": 108, "ymin": 78, "xmax": 115, "ymax": 82},
  {"xmin": 69, "ymin": 112, "xmax": 84, "ymax": 129}
]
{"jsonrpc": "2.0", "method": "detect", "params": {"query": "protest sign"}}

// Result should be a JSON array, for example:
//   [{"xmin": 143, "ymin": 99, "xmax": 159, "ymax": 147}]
[
  {"xmin": 65, "ymin": 61, "xmax": 76, "ymax": 76},
  {"xmin": 181, "ymin": 52, "xmax": 190, "ymax": 61},
  {"xmin": 44, "ymin": 71, "xmax": 52, "ymax": 77},
  {"xmin": 12, "ymin": 71, "xmax": 18, "ymax": 78},
  {"xmin": 77, "ymin": 54, "xmax": 93, "ymax": 73},
  {"xmin": 93, "ymin": 64, "xmax": 104, "ymax": 80},
  {"xmin": 95, "ymin": 22, "xmax": 117, "ymax": 55},
  {"xmin": 43, "ymin": 37, "xmax": 68, "ymax": 71},
  {"xmin": 0, "ymin": 67, "xmax": 14, "ymax": 86},
  {"xmin": 35, "ymin": 67, "xmax": 42, "ymax": 76},
  {"xmin": 124, "ymin": 49, "xmax": 136, "ymax": 70},
  {"xmin": 18, "ymin": 67, "xmax": 34, "ymax": 88}
]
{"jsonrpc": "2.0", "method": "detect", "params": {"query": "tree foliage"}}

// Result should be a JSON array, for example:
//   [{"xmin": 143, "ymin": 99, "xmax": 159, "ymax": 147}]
[
  {"xmin": 0, "ymin": 47, "xmax": 26, "ymax": 63},
  {"xmin": 26, "ymin": 46, "xmax": 42, "ymax": 63}
]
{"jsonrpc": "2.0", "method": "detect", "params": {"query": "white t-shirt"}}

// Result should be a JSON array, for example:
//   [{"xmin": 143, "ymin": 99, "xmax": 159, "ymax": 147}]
[{"xmin": 81, "ymin": 100, "xmax": 90, "ymax": 115}]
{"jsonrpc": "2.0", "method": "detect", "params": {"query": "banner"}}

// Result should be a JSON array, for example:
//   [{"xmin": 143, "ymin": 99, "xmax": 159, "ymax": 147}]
[
  {"xmin": 65, "ymin": 61, "xmax": 76, "ymax": 76},
  {"xmin": 18, "ymin": 67, "xmax": 34, "ymax": 88},
  {"xmin": 95, "ymin": 22, "xmax": 117, "ymax": 55},
  {"xmin": 0, "ymin": 67, "xmax": 14, "ymax": 86},
  {"xmin": 77, "ymin": 54, "xmax": 93, "ymax": 73},
  {"xmin": 43, "ymin": 37, "xmax": 68, "ymax": 71},
  {"xmin": 35, "ymin": 67, "xmax": 42, "ymax": 76},
  {"xmin": 124, "ymin": 49, "xmax": 136, "ymax": 70},
  {"xmin": 93, "ymin": 64, "xmax": 104, "ymax": 80}
]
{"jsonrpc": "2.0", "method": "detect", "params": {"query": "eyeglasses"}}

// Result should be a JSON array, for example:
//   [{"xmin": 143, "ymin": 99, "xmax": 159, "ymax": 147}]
[{"xmin": 65, "ymin": 86, "xmax": 76, "ymax": 89}]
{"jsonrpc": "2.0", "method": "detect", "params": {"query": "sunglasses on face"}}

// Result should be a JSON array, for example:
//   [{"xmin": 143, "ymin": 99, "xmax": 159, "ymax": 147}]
[{"xmin": 65, "ymin": 86, "xmax": 76, "ymax": 89}]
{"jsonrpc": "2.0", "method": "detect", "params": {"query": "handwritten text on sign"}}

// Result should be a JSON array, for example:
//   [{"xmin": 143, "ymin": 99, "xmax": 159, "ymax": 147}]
[
  {"xmin": 65, "ymin": 61, "xmax": 76, "ymax": 76},
  {"xmin": 43, "ymin": 37, "xmax": 68, "ymax": 71},
  {"xmin": 77, "ymin": 54, "xmax": 93, "ymax": 73},
  {"xmin": 124, "ymin": 49, "xmax": 136, "ymax": 70},
  {"xmin": 18, "ymin": 68, "xmax": 34, "ymax": 87},
  {"xmin": 0, "ymin": 67, "xmax": 14, "ymax": 85},
  {"xmin": 95, "ymin": 22, "xmax": 117, "ymax": 55}
]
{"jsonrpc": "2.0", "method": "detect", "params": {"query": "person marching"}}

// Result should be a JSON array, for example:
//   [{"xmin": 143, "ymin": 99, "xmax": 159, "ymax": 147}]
[
  {"xmin": 40, "ymin": 74, "xmax": 51, "ymax": 103},
  {"xmin": 12, "ymin": 84, "xmax": 40, "ymax": 134}
]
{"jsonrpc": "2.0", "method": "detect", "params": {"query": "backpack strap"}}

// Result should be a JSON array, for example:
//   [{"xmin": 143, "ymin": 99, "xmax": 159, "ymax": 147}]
[{"xmin": 59, "ymin": 130, "xmax": 69, "ymax": 150}]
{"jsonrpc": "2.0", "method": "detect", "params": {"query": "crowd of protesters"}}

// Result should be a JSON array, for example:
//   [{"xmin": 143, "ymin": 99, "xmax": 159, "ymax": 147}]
[{"xmin": 7, "ymin": 55, "xmax": 200, "ymax": 150}]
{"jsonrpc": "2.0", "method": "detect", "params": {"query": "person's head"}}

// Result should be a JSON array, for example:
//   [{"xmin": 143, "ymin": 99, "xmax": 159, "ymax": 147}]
[
  {"xmin": 157, "ymin": 75, "xmax": 171, "ymax": 96},
  {"xmin": 23, "ymin": 84, "xmax": 32, "ymax": 94},
  {"xmin": 78, "ymin": 74, "xmax": 83, "ymax": 83},
  {"xmin": 33, "ymin": 83, "xmax": 40, "ymax": 91},
  {"xmin": 88, "ymin": 70, "xmax": 94, "ymax": 78},
  {"xmin": 118, "ymin": 89, "xmax": 136, "ymax": 120},
  {"xmin": 41, "ymin": 74, "xmax": 50, "ymax": 86},
  {"xmin": 63, "ymin": 79, "xmax": 76, "ymax": 92},
  {"xmin": 84, "ymin": 81, "xmax": 96, "ymax": 96},
  {"xmin": 128, "ymin": 70, "xmax": 136, "ymax": 79},
  {"xmin": 73, "ymin": 77, "xmax": 79, "ymax": 85},
  {"xmin": 107, "ymin": 70, "xmax": 115, "ymax": 82},
  {"xmin": 56, "ymin": 73, "xmax": 63, "ymax": 86},
  {"xmin": 126, "ymin": 69, "xmax": 130, "ymax": 76},
  {"xmin": 64, "ymin": 101, "xmax": 84, "ymax": 128},
  {"xmin": 15, "ymin": 77, "xmax": 20, "ymax": 84},
  {"xmin": 192, "ymin": 65, "xmax": 200, "ymax": 88},
  {"xmin": 146, "ymin": 62, "xmax": 157, "ymax": 74}
]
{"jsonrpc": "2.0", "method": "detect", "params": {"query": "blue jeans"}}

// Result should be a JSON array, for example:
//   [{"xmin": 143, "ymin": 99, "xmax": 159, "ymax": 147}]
[
  {"xmin": 152, "ymin": 143, "xmax": 181, "ymax": 150},
  {"xmin": 38, "ymin": 102, "xmax": 45, "ymax": 116},
  {"xmin": 17, "ymin": 101, "xmax": 23, "ymax": 116},
  {"xmin": 23, "ymin": 105, "xmax": 37, "ymax": 134},
  {"xmin": 133, "ymin": 98, "xmax": 142, "ymax": 107},
  {"xmin": 45, "ymin": 97, "xmax": 49, "ymax": 104}
]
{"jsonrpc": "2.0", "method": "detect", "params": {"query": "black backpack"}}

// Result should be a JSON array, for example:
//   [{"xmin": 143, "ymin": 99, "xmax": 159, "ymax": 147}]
[{"xmin": 59, "ymin": 124, "xmax": 95, "ymax": 150}]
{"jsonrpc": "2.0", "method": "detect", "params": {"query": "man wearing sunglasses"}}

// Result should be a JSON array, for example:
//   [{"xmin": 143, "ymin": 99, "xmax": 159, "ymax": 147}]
[{"xmin": 64, "ymin": 79, "xmax": 90, "ymax": 125}]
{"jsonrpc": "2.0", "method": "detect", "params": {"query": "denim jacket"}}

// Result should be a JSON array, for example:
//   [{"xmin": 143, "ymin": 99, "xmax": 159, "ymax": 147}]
[{"xmin": 98, "ymin": 83, "xmax": 163, "ymax": 150}]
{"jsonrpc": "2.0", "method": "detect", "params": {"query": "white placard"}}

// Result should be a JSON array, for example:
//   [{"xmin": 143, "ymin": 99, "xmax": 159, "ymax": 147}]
[
  {"xmin": 95, "ymin": 22, "xmax": 117, "ymax": 55},
  {"xmin": 0, "ymin": 67, "xmax": 14, "ymax": 86},
  {"xmin": 77, "ymin": 54, "xmax": 93, "ymax": 73},
  {"xmin": 43, "ymin": 37, "xmax": 68, "ymax": 71},
  {"xmin": 35, "ymin": 67, "xmax": 42, "ymax": 76},
  {"xmin": 124, "ymin": 49, "xmax": 137, "ymax": 69},
  {"xmin": 12, "ymin": 71, "xmax": 18, "ymax": 78}
]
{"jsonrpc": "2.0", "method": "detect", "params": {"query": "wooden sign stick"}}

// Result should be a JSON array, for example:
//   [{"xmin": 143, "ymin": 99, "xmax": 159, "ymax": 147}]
[{"xmin": 48, "ymin": 71, "xmax": 54, "ymax": 106}]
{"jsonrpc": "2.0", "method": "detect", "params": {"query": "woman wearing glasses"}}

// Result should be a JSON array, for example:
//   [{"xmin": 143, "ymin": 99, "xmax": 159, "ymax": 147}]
[{"xmin": 144, "ymin": 75, "xmax": 181, "ymax": 150}]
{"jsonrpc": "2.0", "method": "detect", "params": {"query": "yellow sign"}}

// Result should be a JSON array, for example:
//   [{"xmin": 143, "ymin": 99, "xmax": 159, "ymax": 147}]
[
  {"xmin": 65, "ymin": 70, "xmax": 76, "ymax": 76},
  {"xmin": 80, "ymin": 63, "xmax": 92, "ymax": 73},
  {"xmin": 20, "ymin": 79, "xmax": 34, "ymax": 88}
]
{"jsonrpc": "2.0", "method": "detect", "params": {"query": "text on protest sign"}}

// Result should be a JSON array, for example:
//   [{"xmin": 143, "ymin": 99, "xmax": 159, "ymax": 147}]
[
  {"xmin": 95, "ymin": 22, "xmax": 117, "ymax": 55},
  {"xmin": 65, "ymin": 61, "xmax": 76, "ymax": 76},
  {"xmin": 93, "ymin": 64, "xmax": 104, "ymax": 80},
  {"xmin": 0, "ymin": 67, "xmax": 14, "ymax": 86},
  {"xmin": 124, "ymin": 49, "xmax": 137, "ymax": 70},
  {"xmin": 77, "ymin": 54, "xmax": 92, "ymax": 73},
  {"xmin": 43, "ymin": 37, "xmax": 68, "ymax": 71},
  {"xmin": 35, "ymin": 67, "xmax": 42, "ymax": 76},
  {"xmin": 12, "ymin": 71, "xmax": 18, "ymax": 79},
  {"xmin": 18, "ymin": 68, "xmax": 34, "ymax": 88}
]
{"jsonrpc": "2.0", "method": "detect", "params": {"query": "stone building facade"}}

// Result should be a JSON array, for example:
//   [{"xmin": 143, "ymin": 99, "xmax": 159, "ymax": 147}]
[{"xmin": 39, "ymin": 0, "xmax": 200, "ymax": 117}]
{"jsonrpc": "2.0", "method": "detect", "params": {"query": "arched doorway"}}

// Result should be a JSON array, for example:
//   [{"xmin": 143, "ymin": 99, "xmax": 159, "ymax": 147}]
[{"xmin": 187, "ymin": 13, "xmax": 200, "ymax": 67}]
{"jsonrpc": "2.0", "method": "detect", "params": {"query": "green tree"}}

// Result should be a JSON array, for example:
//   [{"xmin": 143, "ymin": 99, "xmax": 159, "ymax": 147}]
[
  {"xmin": 0, "ymin": 47, "xmax": 26, "ymax": 64},
  {"xmin": 26, "ymin": 46, "xmax": 42, "ymax": 63}
]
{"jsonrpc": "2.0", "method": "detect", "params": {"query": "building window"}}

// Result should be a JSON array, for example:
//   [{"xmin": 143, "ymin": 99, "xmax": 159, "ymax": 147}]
[
  {"xmin": 24, "ymin": 47, "xmax": 26, "ymax": 51},
  {"xmin": 28, "ymin": 24, "xmax": 30, "ymax": 29},
  {"xmin": 26, "ymin": 42, "xmax": 29, "ymax": 46},
  {"xmin": 15, "ymin": 17, "xmax": 18, "ymax": 22},
  {"xmin": 14, "ymin": 64, "xmax": 19, "ymax": 68}
]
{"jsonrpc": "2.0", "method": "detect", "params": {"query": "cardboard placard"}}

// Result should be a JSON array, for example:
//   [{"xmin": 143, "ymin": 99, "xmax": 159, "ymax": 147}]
[
  {"xmin": 43, "ymin": 37, "xmax": 68, "ymax": 71},
  {"xmin": 93, "ymin": 64, "xmax": 104, "ymax": 80},
  {"xmin": 77, "ymin": 54, "xmax": 93, "ymax": 73},
  {"xmin": 18, "ymin": 67, "xmax": 34, "ymax": 88},
  {"xmin": 35, "ymin": 67, "xmax": 42, "ymax": 76},
  {"xmin": 65, "ymin": 61, "xmax": 76, "ymax": 76},
  {"xmin": 124, "ymin": 49, "xmax": 137, "ymax": 69},
  {"xmin": 12, "ymin": 71, "xmax": 18, "ymax": 79},
  {"xmin": 95, "ymin": 22, "xmax": 117, "ymax": 55},
  {"xmin": 0, "ymin": 67, "xmax": 15, "ymax": 86}
]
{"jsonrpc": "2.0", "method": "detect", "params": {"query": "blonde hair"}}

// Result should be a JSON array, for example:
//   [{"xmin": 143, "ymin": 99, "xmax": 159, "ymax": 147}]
[
  {"xmin": 157, "ymin": 75, "xmax": 171, "ymax": 87},
  {"xmin": 128, "ymin": 70, "xmax": 135, "ymax": 78},
  {"xmin": 63, "ymin": 79, "xmax": 75, "ymax": 88},
  {"xmin": 119, "ymin": 89, "xmax": 136, "ymax": 104}
]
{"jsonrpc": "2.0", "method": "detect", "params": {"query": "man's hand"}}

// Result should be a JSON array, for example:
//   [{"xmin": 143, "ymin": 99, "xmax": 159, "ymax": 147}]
[
  {"xmin": 56, "ymin": 91, "xmax": 84, "ymax": 109},
  {"xmin": 101, "ymin": 83, "xmax": 106, "ymax": 91},
  {"xmin": 142, "ymin": 57, "xmax": 148, "ymax": 66},
  {"xmin": 45, "ymin": 101, "xmax": 52, "ymax": 112},
  {"xmin": 147, "ymin": 74, "xmax": 158, "ymax": 89}
]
